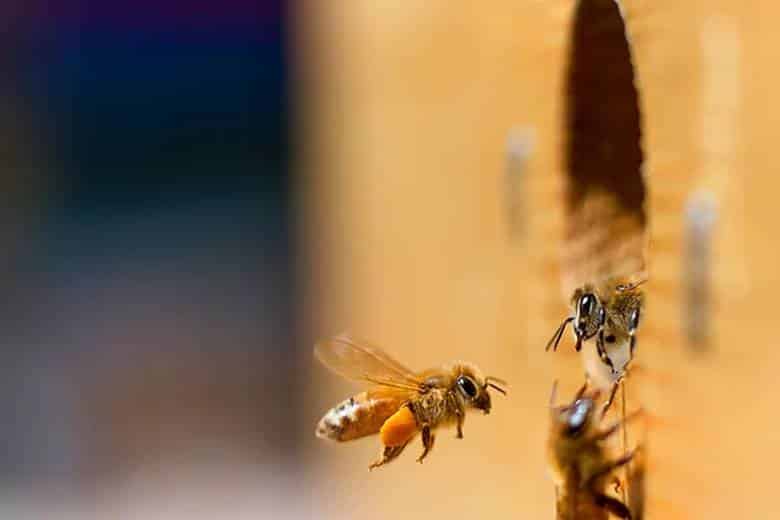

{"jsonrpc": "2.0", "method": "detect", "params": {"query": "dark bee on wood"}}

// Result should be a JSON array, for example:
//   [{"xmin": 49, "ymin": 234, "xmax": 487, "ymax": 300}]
[
  {"xmin": 547, "ymin": 381, "xmax": 642, "ymax": 519},
  {"xmin": 547, "ymin": 277, "xmax": 645, "ymax": 388}
]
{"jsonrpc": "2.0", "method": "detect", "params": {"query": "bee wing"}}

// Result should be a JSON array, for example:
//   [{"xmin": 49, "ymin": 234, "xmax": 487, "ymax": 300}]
[
  {"xmin": 365, "ymin": 384, "xmax": 419, "ymax": 404},
  {"xmin": 314, "ymin": 334, "xmax": 424, "ymax": 392}
]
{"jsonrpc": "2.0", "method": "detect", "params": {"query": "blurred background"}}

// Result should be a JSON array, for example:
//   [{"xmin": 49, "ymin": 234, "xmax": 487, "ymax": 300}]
[
  {"xmin": 0, "ymin": 0, "xmax": 301, "ymax": 517},
  {"xmin": 1, "ymin": 0, "xmax": 777, "ymax": 518}
]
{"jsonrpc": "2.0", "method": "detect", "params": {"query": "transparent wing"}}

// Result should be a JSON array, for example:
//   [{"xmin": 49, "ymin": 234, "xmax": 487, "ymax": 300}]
[
  {"xmin": 365, "ymin": 385, "xmax": 418, "ymax": 405},
  {"xmin": 314, "ymin": 334, "xmax": 423, "ymax": 392}
]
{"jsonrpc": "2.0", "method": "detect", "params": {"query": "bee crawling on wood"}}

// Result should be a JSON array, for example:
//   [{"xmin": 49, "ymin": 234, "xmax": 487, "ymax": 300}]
[
  {"xmin": 547, "ymin": 380, "xmax": 643, "ymax": 519},
  {"xmin": 546, "ymin": 277, "xmax": 645, "ymax": 387},
  {"xmin": 314, "ymin": 334, "xmax": 507, "ymax": 470}
]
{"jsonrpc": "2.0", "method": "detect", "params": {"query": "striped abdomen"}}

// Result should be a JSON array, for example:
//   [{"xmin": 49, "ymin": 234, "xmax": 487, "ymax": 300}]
[{"xmin": 316, "ymin": 391, "xmax": 404, "ymax": 442}]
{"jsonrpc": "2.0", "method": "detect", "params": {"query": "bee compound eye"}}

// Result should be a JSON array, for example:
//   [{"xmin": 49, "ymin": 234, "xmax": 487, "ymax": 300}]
[
  {"xmin": 567, "ymin": 399, "xmax": 592, "ymax": 433},
  {"xmin": 457, "ymin": 376, "xmax": 478, "ymax": 399},
  {"xmin": 579, "ymin": 294, "xmax": 595, "ymax": 316},
  {"xmin": 630, "ymin": 307, "xmax": 641, "ymax": 332}
]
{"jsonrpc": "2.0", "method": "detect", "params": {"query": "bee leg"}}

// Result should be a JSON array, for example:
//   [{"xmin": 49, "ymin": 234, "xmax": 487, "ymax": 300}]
[
  {"xmin": 417, "ymin": 425, "xmax": 435, "ymax": 463},
  {"xmin": 574, "ymin": 379, "xmax": 589, "ymax": 400},
  {"xmin": 584, "ymin": 447, "xmax": 639, "ymax": 487},
  {"xmin": 601, "ymin": 379, "xmax": 622, "ymax": 418},
  {"xmin": 369, "ymin": 441, "xmax": 410, "ymax": 471},
  {"xmin": 596, "ymin": 331, "xmax": 616, "ymax": 373},
  {"xmin": 449, "ymin": 392, "xmax": 465, "ymax": 439},
  {"xmin": 594, "ymin": 410, "xmax": 644, "ymax": 442},
  {"xmin": 593, "ymin": 492, "xmax": 632, "ymax": 519}
]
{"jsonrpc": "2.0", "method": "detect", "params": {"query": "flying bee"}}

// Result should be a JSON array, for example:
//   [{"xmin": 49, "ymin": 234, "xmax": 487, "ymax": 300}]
[
  {"xmin": 547, "ymin": 380, "xmax": 642, "ymax": 520},
  {"xmin": 546, "ymin": 277, "xmax": 645, "ymax": 385},
  {"xmin": 314, "ymin": 334, "xmax": 507, "ymax": 470}
]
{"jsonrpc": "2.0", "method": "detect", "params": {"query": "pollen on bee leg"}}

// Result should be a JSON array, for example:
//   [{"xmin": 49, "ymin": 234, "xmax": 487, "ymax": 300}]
[
  {"xmin": 369, "ymin": 441, "xmax": 410, "ymax": 471},
  {"xmin": 380, "ymin": 406, "xmax": 418, "ymax": 447}
]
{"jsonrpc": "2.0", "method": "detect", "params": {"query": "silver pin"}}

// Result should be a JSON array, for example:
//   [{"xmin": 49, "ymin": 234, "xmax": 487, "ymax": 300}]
[
  {"xmin": 504, "ymin": 127, "xmax": 534, "ymax": 244},
  {"xmin": 683, "ymin": 190, "xmax": 717, "ymax": 351}
]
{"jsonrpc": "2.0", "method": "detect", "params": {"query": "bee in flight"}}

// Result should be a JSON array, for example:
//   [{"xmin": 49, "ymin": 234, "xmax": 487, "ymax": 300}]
[
  {"xmin": 314, "ymin": 334, "xmax": 507, "ymax": 470},
  {"xmin": 547, "ymin": 380, "xmax": 642, "ymax": 520},
  {"xmin": 545, "ymin": 277, "xmax": 645, "ymax": 381}
]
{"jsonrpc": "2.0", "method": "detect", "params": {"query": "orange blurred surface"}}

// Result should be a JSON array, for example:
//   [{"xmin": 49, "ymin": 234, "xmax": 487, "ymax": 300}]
[{"xmin": 298, "ymin": 1, "xmax": 777, "ymax": 518}]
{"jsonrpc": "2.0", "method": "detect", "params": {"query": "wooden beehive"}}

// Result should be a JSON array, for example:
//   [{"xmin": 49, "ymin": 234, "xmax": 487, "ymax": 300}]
[{"xmin": 299, "ymin": 1, "xmax": 776, "ymax": 517}]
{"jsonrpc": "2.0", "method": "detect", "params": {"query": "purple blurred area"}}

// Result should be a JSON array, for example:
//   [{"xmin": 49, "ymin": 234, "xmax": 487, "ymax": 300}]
[{"xmin": 0, "ymin": 0, "xmax": 302, "ymax": 516}]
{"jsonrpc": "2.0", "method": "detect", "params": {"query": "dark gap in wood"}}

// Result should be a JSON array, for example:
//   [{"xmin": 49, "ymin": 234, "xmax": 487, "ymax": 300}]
[{"xmin": 565, "ymin": 0, "xmax": 645, "ymax": 223}]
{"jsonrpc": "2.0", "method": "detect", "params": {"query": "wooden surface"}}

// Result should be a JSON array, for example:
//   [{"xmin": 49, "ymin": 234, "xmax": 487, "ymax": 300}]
[{"xmin": 299, "ymin": 1, "xmax": 776, "ymax": 518}]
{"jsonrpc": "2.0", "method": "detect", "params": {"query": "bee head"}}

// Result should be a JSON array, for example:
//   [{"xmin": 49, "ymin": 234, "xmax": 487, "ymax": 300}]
[
  {"xmin": 453, "ymin": 365, "xmax": 507, "ymax": 415},
  {"xmin": 559, "ymin": 397, "xmax": 595, "ymax": 437},
  {"xmin": 573, "ymin": 292, "xmax": 605, "ymax": 348},
  {"xmin": 549, "ymin": 381, "xmax": 600, "ymax": 438}
]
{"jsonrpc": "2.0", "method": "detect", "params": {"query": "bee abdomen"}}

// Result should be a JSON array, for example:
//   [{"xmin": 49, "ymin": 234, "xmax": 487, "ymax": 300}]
[
  {"xmin": 316, "ymin": 392, "xmax": 400, "ymax": 442},
  {"xmin": 556, "ymin": 489, "xmax": 610, "ymax": 520}
]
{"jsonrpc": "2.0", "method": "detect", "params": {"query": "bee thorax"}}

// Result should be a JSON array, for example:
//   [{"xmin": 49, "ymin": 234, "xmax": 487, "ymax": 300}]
[{"xmin": 409, "ymin": 388, "xmax": 461, "ymax": 428}]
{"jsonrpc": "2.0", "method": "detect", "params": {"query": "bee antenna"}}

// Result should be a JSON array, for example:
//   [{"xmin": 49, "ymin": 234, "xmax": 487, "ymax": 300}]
[
  {"xmin": 549, "ymin": 380, "xmax": 559, "ymax": 410},
  {"xmin": 485, "ymin": 376, "xmax": 508, "ymax": 395},
  {"xmin": 616, "ymin": 277, "xmax": 648, "ymax": 292},
  {"xmin": 545, "ymin": 316, "xmax": 574, "ymax": 352},
  {"xmin": 487, "ymin": 383, "xmax": 507, "ymax": 395},
  {"xmin": 486, "ymin": 376, "xmax": 508, "ymax": 386}
]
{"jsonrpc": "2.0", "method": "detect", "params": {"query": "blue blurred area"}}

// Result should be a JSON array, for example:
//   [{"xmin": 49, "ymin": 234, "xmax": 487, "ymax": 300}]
[
  {"xmin": 0, "ymin": 2, "xmax": 294, "ymax": 483},
  {"xmin": 30, "ymin": 21, "xmax": 287, "ymax": 209}
]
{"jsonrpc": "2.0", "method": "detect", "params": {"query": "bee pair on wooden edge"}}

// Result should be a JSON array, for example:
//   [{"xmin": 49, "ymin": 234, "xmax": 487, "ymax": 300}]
[
  {"xmin": 545, "ymin": 277, "xmax": 648, "ymax": 519},
  {"xmin": 314, "ymin": 334, "xmax": 507, "ymax": 470},
  {"xmin": 548, "ymin": 379, "xmax": 644, "ymax": 520}
]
